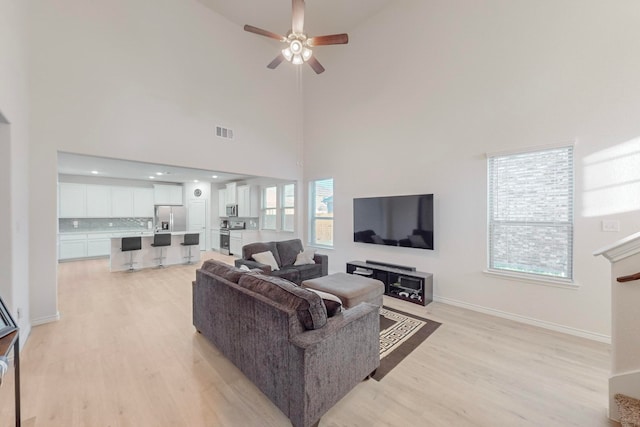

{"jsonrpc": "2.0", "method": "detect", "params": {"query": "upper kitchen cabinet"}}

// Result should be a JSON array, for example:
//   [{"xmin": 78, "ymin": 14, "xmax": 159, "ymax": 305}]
[
  {"xmin": 225, "ymin": 182, "xmax": 237, "ymax": 205},
  {"xmin": 218, "ymin": 188, "xmax": 227, "ymax": 217},
  {"xmin": 154, "ymin": 184, "xmax": 183, "ymax": 205},
  {"xmin": 59, "ymin": 183, "xmax": 87, "ymax": 218},
  {"xmin": 237, "ymin": 185, "xmax": 259, "ymax": 218},
  {"xmin": 86, "ymin": 185, "xmax": 111, "ymax": 217},
  {"xmin": 133, "ymin": 188, "xmax": 154, "ymax": 217},
  {"xmin": 111, "ymin": 187, "xmax": 134, "ymax": 217}
]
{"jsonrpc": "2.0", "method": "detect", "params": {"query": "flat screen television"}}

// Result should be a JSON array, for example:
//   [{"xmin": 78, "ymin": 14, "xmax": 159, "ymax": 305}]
[{"xmin": 353, "ymin": 194, "xmax": 434, "ymax": 250}]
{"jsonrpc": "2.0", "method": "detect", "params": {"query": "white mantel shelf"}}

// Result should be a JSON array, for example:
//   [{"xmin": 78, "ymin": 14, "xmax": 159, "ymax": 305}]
[{"xmin": 593, "ymin": 231, "xmax": 640, "ymax": 263}]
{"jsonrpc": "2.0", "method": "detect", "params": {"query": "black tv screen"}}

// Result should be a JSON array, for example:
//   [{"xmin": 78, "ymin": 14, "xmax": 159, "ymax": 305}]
[{"xmin": 353, "ymin": 194, "xmax": 434, "ymax": 250}]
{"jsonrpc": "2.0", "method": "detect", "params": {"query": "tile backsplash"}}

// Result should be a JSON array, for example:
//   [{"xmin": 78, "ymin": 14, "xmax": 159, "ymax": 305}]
[{"xmin": 59, "ymin": 217, "xmax": 153, "ymax": 233}]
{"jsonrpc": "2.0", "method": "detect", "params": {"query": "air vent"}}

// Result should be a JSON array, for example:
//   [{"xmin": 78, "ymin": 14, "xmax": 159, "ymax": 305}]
[{"xmin": 216, "ymin": 125, "xmax": 234, "ymax": 140}]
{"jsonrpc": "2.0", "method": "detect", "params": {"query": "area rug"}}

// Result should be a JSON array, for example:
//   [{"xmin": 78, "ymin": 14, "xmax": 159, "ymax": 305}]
[{"xmin": 374, "ymin": 306, "xmax": 441, "ymax": 381}]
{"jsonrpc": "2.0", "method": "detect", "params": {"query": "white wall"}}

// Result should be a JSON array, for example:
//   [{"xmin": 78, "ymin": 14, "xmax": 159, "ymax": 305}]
[
  {"xmin": 28, "ymin": 0, "xmax": 303, "ymax": 322},
  {"xmin": 0, "ymin": 0, "xmax": 31, "ymax": 339},
  {"xmin": 303, "ymin": 0, "xmax": 640, "ymax": 339}
]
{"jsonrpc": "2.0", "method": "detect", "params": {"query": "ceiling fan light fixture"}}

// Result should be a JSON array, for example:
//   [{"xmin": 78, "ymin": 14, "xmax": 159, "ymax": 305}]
[
  {"xmin": 302, "ymin": 47, "xmax": 312, "ymax": 61},
  {"xmin": 292, "ymin": 54, "xmax": 304, "ymax": 65},
  {"xmin": 282, "ymin": 47, "xmax": 293, "ymax": 62},
  {"xmin": 290, "ymin": 39, "xmax": 303, "ymax": 55}
]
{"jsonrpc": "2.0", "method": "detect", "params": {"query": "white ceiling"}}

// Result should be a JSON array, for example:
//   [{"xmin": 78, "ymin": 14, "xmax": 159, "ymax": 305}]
[
  {"xmin": 57, "ymin": 152, "xmax": 252, "ymax": 184},
  {"xmin": 197, "ymin": 0, "xmax": 392, "ymax": 37}
]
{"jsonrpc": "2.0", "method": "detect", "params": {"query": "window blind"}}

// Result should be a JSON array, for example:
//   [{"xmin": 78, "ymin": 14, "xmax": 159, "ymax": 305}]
[{"xmin": 488, "ymin": 146, "xmax": 574, "ymax": 280}]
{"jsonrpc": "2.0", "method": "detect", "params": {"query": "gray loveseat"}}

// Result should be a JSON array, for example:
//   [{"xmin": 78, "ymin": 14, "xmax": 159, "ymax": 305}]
[
  {"xmin": 192, "ymin": 260, "xmax": 380, "ymax": 427},
  {"xmin": 234, "ymin": 238, "xmax": 328, "ymax": 285}
]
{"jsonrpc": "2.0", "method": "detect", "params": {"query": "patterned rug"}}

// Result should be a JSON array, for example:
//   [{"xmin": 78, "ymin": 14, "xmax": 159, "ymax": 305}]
[{"xmin": 374, "ymin": 306, "xmax": 441, "ymax": 381}]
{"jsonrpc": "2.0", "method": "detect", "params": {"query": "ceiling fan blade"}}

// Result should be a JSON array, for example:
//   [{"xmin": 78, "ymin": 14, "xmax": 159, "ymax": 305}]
[
  {"xmin": 244, "ymin": 25, "xmax": 286, "ymax": 42},
  {"xmin": 307, "ymin": 33, "xmax": 349, "ymax": 47},
  {"xmin": 292, "ymin": 0, "xmax": 305, "ymax": 34},
  {"xmin": 307, "ymin": 56, "xmax": 325, "ymax": 74},
  {"xmin": 267, "ymin": 53, "xmax": 286, "ymax": 70}
]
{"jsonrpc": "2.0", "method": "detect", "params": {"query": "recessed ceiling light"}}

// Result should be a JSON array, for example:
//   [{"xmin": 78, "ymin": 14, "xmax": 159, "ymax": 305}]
[
  {"xmin": 149, "ymin": 176, "xmax": 155, "ymax": 179},
  {"xmin": 194, "ymin": 180, "xmax": 199, "ymax": 183},
  {"xmin": 156, "ymin": 172, "xmax": 163, "ymax": 176},
  {"xmin": 212, "ymin": 175, "xmax": 218, "ymax": 179},
  {"xmin": 91, "ymin": 170, "xmax": 99, "ymax": 174}
]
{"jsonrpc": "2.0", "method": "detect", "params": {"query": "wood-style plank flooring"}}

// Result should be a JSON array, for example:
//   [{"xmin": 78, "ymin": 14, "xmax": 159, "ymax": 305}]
[{"xmin": 0, "ymin": 253, "xmax": 618, "ymax": 426}]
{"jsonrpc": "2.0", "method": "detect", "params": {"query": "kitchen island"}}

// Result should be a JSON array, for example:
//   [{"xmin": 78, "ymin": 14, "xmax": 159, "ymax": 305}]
[{"xmin": 109, "ymin": 231, "xmax": 200, "ymax": 272}]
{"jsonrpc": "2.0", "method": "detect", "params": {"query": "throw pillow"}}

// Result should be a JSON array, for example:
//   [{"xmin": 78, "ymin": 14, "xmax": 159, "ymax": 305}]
[
  {"xmin": 252, "ymin": 251, "xmax": 280, "ymax": 271},
  {"xmin": 238, "ymin": 264, "xmax": 251, "ymax": 271},
  {"xmin": 308, "ymin": 289, "xmax": 342, "ymax": 317},
  {"xmin": 294, "ymin": 248, "xmax": 316, "ymax": 266}
]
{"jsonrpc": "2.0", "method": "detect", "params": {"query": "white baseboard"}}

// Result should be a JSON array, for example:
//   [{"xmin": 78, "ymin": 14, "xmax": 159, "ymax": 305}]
[
  {"xmin": 434, "ymin": 295, "xmax": 611, "ymax": 344},
  {"xmin": 31, "ymin": 312, "xmax": 60, "ymax": 326}
]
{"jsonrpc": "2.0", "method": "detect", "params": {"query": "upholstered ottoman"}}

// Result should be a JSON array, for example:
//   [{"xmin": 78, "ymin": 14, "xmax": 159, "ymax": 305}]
[{"xmin": 302, "ymin": 272, "xmax": 385, "ymax": 309}]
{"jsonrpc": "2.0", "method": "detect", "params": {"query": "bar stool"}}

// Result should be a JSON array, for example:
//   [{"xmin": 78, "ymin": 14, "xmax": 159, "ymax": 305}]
[
  {"xmin": 121, "ymin": 237, "xmax": 142, "ymax": 271},
  {"xmin": 181, "ymin": 233, "xmax": 200, "ymax": 264},
  {"xmin": 150, "ymin": 233, "xmax": 172, "ymax": 267}
]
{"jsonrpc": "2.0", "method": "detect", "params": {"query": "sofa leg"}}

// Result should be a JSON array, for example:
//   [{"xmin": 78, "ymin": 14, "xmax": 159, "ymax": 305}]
[{"xmin": 364, "ymin": 369, "xmax": 377, "ymax": 380}]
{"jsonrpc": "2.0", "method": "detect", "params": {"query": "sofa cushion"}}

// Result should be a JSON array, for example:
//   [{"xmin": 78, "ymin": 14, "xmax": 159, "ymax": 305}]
[
  {"xmin": 242, "ymin": 241, "xmax": 282, "ymax": 267},
  {"xmin": 200, "ymin": 259, "xmax": 246, "ymax": 283},
  {"xmin": 252, "ymin": 251, "xmax": 280, "ymax": 271},
  {"xmin": 271, "ymin": 266, "xmax": 301, "ymax": 285},
  {"xmin": 294, "ymin": 248, "xmax": 316, "ymax": 266},
  {"xmin": 238, "ymin": 274, "xmax": 327, "ymax": 330},
  {"xmin": 276, "ymin": 239, "xmax": 304, "ymax": 268},
  {"xmin": 308, "ymin": 289, "xmax": 342, "ymax": 317}
]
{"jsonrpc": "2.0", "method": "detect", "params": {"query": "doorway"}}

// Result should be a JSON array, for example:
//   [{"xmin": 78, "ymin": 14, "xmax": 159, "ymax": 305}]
[{"xmin": 187, "ymin": 199, "xmax": 207, "ymax": 250}]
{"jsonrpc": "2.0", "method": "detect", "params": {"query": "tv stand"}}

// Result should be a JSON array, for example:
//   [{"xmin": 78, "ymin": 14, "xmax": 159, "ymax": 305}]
[{"xmin": 346, "ymin": 261, "xmax": 433, "ymax": 306}]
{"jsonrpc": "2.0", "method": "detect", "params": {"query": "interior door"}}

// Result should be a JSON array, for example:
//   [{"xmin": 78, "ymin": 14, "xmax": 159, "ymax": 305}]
[{"xmin": 187, "ymin": 199, "xmax": 207, "ymax": 250}]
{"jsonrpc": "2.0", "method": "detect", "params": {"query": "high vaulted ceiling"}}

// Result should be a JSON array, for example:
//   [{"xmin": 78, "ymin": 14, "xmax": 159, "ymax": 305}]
[{"xmin": 196, "ymin": 0, "xmax": 393, "ymax": 37}]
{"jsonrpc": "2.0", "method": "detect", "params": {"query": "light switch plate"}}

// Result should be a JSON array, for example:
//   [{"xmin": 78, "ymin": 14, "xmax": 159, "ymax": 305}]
[{"xmin": 602, "ymin": 219, "xmax": 620, "ymax": 232}]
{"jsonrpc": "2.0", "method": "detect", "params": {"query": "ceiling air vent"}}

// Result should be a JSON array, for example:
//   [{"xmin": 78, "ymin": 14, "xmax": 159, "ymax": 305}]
[{"xmin": 216, "ymin": 125, "xmax": 234, "ymax": 140}]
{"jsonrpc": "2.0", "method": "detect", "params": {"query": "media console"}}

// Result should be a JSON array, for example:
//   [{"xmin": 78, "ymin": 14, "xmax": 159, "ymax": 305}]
[{"xmin": 346, "ymin": 260, "xmax": 433, "ymax": 306}]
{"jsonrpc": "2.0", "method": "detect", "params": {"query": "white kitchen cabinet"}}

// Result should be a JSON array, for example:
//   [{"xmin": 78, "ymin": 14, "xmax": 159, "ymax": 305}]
[
  {"xmin": 59, "ymin": 234, "xmax": 88, "ymax": 259},
  {"xmin": 237, "ymin": 185, "xmax": 260, "ymax": 218},
  {"xmin": 133, "ymin": 188, "xmax": 154, "ymax": 217},
  {"xmin": 230, "ymin": 234, "xmax": 242, "ymax": 257},
  {"xmin": 59, "ymin": 183, "xmax": 87, "ymax": 218},
  {"xmin": 226, "ymin": 182, "xmax": 237, "ymax": 205},
  {"xmin": 111, "ymin": 187, "xmax": 134, "ymax": 217},
  {"xmin": 86, "ymin": 185, "xmax": 111, "ymax": 217},
  {"xmin": 218, "ymin": 188, "xmax": 227, "ymax": 217},
  {"xmin": 87, "ymin": 234, "xmax": 111, "ymax": 257},
  {"xmin": 211, "ymin": 228, "xmax": 220, "ymax": 251},
  {"xmin": 154, "ymin": 184, "xmax": 183, "ymax": 205}
]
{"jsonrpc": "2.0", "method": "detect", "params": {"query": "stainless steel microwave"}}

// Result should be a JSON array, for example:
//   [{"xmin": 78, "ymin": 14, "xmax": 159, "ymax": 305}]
[{"xmin": 226, "ymin": 204, "xmax": 238, "ymax": 217}]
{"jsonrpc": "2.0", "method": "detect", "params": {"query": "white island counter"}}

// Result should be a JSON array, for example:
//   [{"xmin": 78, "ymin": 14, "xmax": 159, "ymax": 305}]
[{"xmin": 110, "ymin": 231, "xmax": 200, "ymax": 272}]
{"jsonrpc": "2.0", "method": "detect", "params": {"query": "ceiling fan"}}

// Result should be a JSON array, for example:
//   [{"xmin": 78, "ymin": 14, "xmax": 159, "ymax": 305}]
[{"xmin": 244, "ymin": 0, "xmax": 349, "ymax": 74}]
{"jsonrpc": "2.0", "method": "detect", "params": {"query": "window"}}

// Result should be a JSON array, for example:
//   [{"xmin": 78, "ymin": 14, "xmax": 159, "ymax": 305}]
[
  {"xmin": 309, "ymin": 178, "xmax": 333, "ymax": 247},
  {"xmin": 488, "ymin": 146, "xmax": 574, "ymax": 281},
  {"xmin": 281, "ymin": 183, "xmax": 295, "ymax": 232},
  {"xmin": 261, "ymin": 186, "xmax": 277, "ymax": 230}
]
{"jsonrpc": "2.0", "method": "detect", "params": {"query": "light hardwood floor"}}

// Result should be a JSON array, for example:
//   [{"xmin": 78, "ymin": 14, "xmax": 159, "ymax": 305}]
[{"xmin": 0, "ymin": 253, "xmax": 619, "ymax": 426}]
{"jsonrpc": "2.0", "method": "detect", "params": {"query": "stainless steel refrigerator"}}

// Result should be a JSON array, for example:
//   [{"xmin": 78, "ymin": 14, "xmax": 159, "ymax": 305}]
[{"xmin": 154, "ymin": 206, "xmax": 187, "ymax": 232}]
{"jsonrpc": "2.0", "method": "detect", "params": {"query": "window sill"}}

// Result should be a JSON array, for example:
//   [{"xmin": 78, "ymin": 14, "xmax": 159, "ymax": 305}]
[
  {"xmin": 483, "ymin": 269, "xmax": 579, "ymax": 289},
  {"xmin": 308, "ymin": 244, "xmax": 334, "ymax": 251}
]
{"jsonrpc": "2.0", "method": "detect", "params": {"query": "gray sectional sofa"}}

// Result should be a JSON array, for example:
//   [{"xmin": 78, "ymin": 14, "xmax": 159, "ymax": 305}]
[
  {"xmin": 192, "ymin": 260, "xmax": 380, "ymax": 427},
  {"xmin": 234, "ymin": 239, "xmax": 328, "ymax": 285}
]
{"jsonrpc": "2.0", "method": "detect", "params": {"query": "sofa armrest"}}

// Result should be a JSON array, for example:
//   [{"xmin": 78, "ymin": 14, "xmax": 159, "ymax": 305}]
[
  {"xmin": 313, "ymin": 253, "xmax": 328, "ymax": 277},
  {"xmin": 234, "ymin": 259, "xmax": 272, "ymax": 274}
]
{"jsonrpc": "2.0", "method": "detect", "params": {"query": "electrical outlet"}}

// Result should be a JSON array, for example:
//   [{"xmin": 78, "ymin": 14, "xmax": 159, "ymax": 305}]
[{"xmin": 602, "ymin": 220, "xmax": 620, "ymax": 232}]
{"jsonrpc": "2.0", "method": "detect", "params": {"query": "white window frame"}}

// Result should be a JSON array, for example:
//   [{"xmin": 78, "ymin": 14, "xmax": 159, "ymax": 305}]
[
  {"xmin": 281, "ymin": 183, "xmax": 295, "ymax": 232},
  {"xmin": 261, "ymin": 185, "xmax": 277, "ymax": 231},
  {"xmin": 487, "ymin": 145, "xmax": 574, "ymax": 283},
  {"xmin": 309, "ymin": 178, "xmax": 334, "ymax": 248}
]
